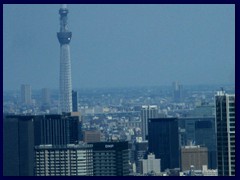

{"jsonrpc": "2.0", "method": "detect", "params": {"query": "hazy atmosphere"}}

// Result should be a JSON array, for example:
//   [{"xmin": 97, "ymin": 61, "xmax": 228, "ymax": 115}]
[{"xmin": 3, "ymin": 4, "xmax": 235, "ymax": 90}]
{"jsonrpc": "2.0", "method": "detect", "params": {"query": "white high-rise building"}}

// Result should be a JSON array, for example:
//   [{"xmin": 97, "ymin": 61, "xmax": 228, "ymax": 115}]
[
  {"xmin": 57, "ymin": 4, "xmax": 72, "ymax": 113},
  {"xmin": 141, "ymin": 105, "xmax": 158, "ymax": 141},
  {"xmin": 215, "ymin": 91, "xmax": 235, "ymax": 176},
  {"xmin": 139, "ymin": 153, "xmax": 161, "ymax": 175},
  {"xmin": 35, "ymin": 144, "xmax": 93, "ymax": 176},
  {"xmin": 21, "ymin": 84, "xmax": 32, "ymax": 104},
  {"xmin": 42, "ymin": 88, "xmax": 50, "ymax": 104}
]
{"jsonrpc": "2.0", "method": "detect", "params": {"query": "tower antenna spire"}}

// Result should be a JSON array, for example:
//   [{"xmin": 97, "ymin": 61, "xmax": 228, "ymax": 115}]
[{"xmin": 57, "ymin": 4, "xmax": 73, "ymax": 113}]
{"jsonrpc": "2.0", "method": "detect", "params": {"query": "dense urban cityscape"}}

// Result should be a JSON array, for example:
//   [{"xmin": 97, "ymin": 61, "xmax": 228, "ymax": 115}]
[
  {"xmin": 3, "ymin": 83, "xmax": 235, "ymax": 176},
  {"xmin": 3, "ymin": 4, "xmax": 235, "ymax": 176}
]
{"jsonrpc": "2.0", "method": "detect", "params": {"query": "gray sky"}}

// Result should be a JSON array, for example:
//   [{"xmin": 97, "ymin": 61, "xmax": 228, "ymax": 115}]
[{"xmin": 3, "ymin": 4, "xmax": 235, "ymax": 90}]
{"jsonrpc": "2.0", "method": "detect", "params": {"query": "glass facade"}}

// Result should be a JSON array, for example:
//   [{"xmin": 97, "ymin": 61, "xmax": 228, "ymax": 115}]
[
  {"xmin": 215, "ymin": 93, "xmax": 235, "ymax": 176},
  {"xmin": 148, "ymin": 118, "xmax": 179, "ymax": 171}
]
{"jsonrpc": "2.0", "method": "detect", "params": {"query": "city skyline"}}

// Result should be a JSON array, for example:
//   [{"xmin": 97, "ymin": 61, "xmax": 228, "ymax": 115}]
[{"xmin": 3, "ymin": 4, "xmax": 235, "ymax": 90}]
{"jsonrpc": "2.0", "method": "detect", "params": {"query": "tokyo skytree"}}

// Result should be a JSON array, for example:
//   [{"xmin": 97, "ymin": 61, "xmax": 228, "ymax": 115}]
[{"xmin": 57, "ymin": 4, "xmax": 72, "ymax": 113}]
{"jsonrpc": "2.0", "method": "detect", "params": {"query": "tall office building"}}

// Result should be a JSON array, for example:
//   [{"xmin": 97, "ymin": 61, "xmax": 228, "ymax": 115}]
[
  {"xmin": 72, "ymin": 90, "xmax": 78, "ymax": 112},
  {"xmin": 3, "ymin": 115, "xmax": 35, "ymax": 176},
  {"xmin": 215, "ymin": 91, "xmax": 235, "ymax": 176},
  {"xmin": 3, "ymin": 113, "xmax": 80, "ymax": 176},
  {"xmin": 148, "ymin": 118, "xmax": 179, "ymax": 171},
  {"xmin": 90, "ymin": 142, "xmax": 130, "ymax": 176},
  {"xmin": 34, "ymin": 144, "xmax": 93, "ymax": 176},
  {"xmin": 172, "ymin": 81, "xmax": 183, "ymax": 102},
  {"xmin": 178, "ymin": 117, "xmax": 217, "ymax": 169},
  {"xmin": 41, "ymin": 88, "xmax": 50, "ymax": 104},
  {"xmin": 141, "ymin": 105, "xmax": 158, "ymax": 141},
  {"xmin": 34, "ymin": 113, "xmax": 80, "ymax": 145},
  {"xmin": 181, "ymin": 146, "xmax": 208, "ymax": 171},
  {"xmin": 134, "ymin": 141, "xmax": 148, "ymax": 173},
  {"xmin": 21, "ymin": 84, "xmax": 32, "ymax": 104},
  {"xmin": 195, "ymin": 120, "xmax": 217, "ymax": 169},
  {"xmin": 57, "ymin": 4, "xmax": 73, "ymax": 113}
]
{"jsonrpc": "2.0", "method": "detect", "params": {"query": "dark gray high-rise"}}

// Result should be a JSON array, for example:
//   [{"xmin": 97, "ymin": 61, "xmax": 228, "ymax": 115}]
[
  {"xmin": 3, "ymin": 113, "xmax": 80, "ymax": 176},
  {"xmin": 90, "ymin": 142, "xmax": 130, "ymax": 176},
  {"xmin": 215, "ymin": 91, "xmax": 235, "ymax": 176},
  {"xmin": 72, "ymin": 90, "xmax": 78, "ymax": 112},
  {"xmin": 3, "ymin": 115, "xmax": 35, "ymax": 176},
  {"xmin": 34, "ymin": 113, "xmax": 80, "ymax": 145},
  {"xmin": 148, "ymin": 118, "xmax": 180, "ymax": 171},
  {"xmin": 134, "ymin": 141, "xmax": 148, "ymax": 173},
  {"xmin": 178, "ymin": 117, "xmax": 217, "ymax": 169}
]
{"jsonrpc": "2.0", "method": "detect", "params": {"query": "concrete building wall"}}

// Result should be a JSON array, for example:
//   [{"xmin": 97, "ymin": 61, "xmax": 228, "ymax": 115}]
[{"xmin": 181, "ymin": 146, "xmax": 208, "ymax": 171}]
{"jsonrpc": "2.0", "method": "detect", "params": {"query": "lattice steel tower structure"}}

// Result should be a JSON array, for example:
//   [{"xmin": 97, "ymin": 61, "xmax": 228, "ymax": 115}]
[{"xmin": 57, "ymin": 4, "xmax": 72, "ymax": 113}]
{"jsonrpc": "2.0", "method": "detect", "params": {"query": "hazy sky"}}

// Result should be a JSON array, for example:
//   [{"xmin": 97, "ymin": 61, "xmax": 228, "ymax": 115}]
[{"xmin": 3, "ymin": 4, "xmax": 235, "ymax": 90}]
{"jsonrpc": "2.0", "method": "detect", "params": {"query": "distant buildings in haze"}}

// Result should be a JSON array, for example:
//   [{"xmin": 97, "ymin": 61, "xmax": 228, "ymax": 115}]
[{"xmin": 21, "ymin": 84, "xmax": 32, "ymax": 105}]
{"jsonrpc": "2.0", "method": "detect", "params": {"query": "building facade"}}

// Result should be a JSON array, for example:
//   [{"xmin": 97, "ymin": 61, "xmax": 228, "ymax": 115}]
[
  {"xmin": 215, "ymin": 91, "xmax": 235, "ymax": 176},
  {"xmin": 21, "ymin": 84, "xmax": 32, "ymax": 105},
  {"xmin": 3, "ymin": 113, "xmax": 80, "ymax": 176},
  {"xmin": 3, "ymin": 115, "xmax": 35, "ymax": 176},
  {"xmin": 90, "ymin": 142, "xmax": 129, "ymax": 176},
  {"xmin": 178, "ymin": 117, "xmax": 217, "ymax": 169},
  {"xmin": 34, "ymin": 113, "xmax": 80, "ymax": 146},
  {"xmin": 141, "ymin": 105, "xmax": 158, "ymax": 141},
  {"xmin": 72, "ymin": 90, "xmax": 78, "ymax": 112},
  {"xmin": 134, "ymin": 141, "xmax": 148, "ymax": 173},
  {"xmin": 139, "ymin": 153, "xmax": 161, "ymax": 175},
  {"xmin": 34, "ymin": 144, "xmax": 93, "ymax": 176},
  {"xmin": 83, "ymin": 130, "xmax": 101, "ymax": 143},
  {"xmin": 148, "ymin": 118, "xmax": 179, "ymax": 171},
  {"xmin": 181, "ymin": 145, "xmax": 208, "ymax": 171},
  {"xmin": 42, "ymin": 88, "xmax": 50, "ymax": 105},
  {"xmin": 172, "ymin": 81, "xmax": 183, "ymax": 102}
]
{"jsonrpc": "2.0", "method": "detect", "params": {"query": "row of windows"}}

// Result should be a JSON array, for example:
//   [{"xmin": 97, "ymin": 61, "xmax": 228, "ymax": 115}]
[
  {"xmin": 36, "ymin": 168, "xmax": 93, "ymax": 173},
  {"xmin": 36, "ymin": 156, "xmax": 90, "ymax": 159}
]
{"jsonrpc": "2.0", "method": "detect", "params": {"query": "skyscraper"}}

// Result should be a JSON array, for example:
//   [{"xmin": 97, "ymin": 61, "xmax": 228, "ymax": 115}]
[
  {"xmin": 195, "ymin": 120, "xmax": 217, "ymax": 169},
  {"xmin": 172, "ymin": 81, "xmax": 183, "ymax": 102},
  {"xmin": 215, "ymin": 91, "xmax": 235, "ymax": 176},
  {"xmin": 57, "ymin": 4, "xmax": 73, "ymax": 113},
  {"xmin": 34, "ymin": 113, "xmax": 80, "ymax": 146},
  {"xmin": 134, "ymin": 141, "xmax": 148, "ymax": 173},
  {"xmin": 148, "ymin": 118, "xmax": 179, "ymax": 171},
  {"xmin": 41, "ymin": 88, "xmax": 50, "ymax": 105},
  {"xmin": 3, "ymin": 113, "xmax": 80, "ymax": 176},
  {"xmin": 141, "ymin": 105, "xmax": 158, "ymax": 141},
  {"xmin": 21, "ymin": 84, "xmax": 32, "ymax": 105},
  {"xmin": 178, "ymin": 117, "xmax": 217, "ymax": 169},
  {"xmin": 3, "ymin": 115, "xmax": 35, "ymax": 176}
]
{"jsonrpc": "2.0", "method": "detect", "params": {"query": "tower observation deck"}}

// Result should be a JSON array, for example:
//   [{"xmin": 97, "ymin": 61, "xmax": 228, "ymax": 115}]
[{"xmin": 57, "ymin": 4, "xmax": 73, "ymax": 113}]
